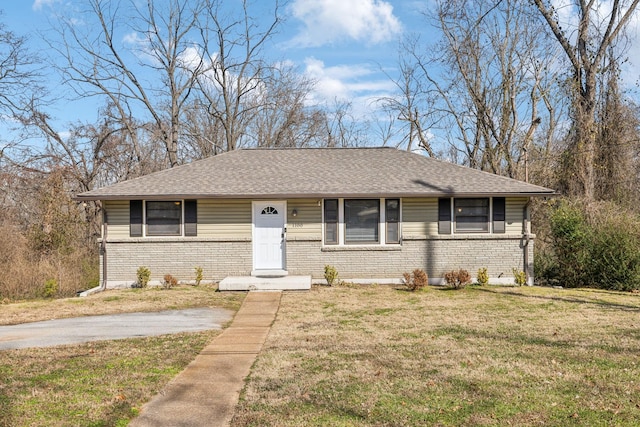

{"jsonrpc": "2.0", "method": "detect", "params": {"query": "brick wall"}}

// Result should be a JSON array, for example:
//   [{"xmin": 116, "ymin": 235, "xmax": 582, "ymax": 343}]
[
  {"xmin": 101, "ymin": 238, "xmax": 252, "ymax": 287},
  {"xmin": 101, "ymin": 235, "xmax": 533, "ymax": 287},
  {"xmin": 286, "ymin": 235, "xmax": 533, "ymax": 285}
]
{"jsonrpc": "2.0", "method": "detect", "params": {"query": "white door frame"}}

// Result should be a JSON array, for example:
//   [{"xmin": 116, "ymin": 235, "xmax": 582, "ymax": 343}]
[{"xmin": 252, "ymin": 201, "xmax": 286, "ymax": 272}]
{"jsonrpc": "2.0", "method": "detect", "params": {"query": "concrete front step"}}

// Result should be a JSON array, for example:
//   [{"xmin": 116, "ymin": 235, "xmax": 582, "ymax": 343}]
[{"xmin": 219, "ymin": 275, "xmax": 311, "ymax": 291}]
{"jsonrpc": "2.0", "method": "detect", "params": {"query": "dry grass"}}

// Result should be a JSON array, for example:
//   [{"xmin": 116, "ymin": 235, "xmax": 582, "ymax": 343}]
[
  {"xmin": 0, "ymin": 284, "xmax": 242, "ymax": 326},
  {"xmin": 232, "ymin": 285, "xmax": 640, "ymax": 426},
  {"xmin": 0, "ymin": 285, "xmax": 245, "ymax": 426}
]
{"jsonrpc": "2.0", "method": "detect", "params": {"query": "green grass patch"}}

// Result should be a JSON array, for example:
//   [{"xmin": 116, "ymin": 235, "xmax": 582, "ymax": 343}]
[
  {"xmin": 0, "ymin": 285, "xmax": 244, "ymax": 426},
  {"xmin": 0, "ymin": 331, "xmax": 220, "ymax": 427}
]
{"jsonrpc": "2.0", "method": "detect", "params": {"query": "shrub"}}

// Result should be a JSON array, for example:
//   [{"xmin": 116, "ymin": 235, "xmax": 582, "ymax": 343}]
[
  {"xmin": 324, "ymin": 265, "xmax": 339, "ymax": 286},
  {"xmin": 476, "ymin": 267, "xmax": 489, "ymax": 286},
  {"xmin": 194, "ymin": 266, "xmax": 203, "ymax": 286},
  {"xmin": 402, "ymin": 269, "xmax": 428, "ymax": 291},
  {"xmin": 513, "ymin": 269, "xmax": 527, "ymax": 286},
  {"xmin": 444, "ymin": 269, "xmax": 471, "ymax": 289},
  {"xmin": 545, "ymin": 199, "xmax": 640, "ymax": 291},
  {"xmin": 162, "ymin": 274, "xmax": 178, "ymax": 289},
  {"xmin": 135, "ymin": 266, "xmax": 151, "ymax": 288},
  {"xmin": 42, "ymin": 278, "xmax": 58, "ymax": 298},
  {"xmin": 548, "ymin": 201, "xmax": 591, "ymax": 287},
  {"xmin": 589, "ymin": 222, "xmax": 640, "ymax": 291}
]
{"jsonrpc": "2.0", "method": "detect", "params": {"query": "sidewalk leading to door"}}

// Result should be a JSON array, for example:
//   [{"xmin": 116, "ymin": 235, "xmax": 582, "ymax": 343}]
[{"xmin": 129, "ymin": 291, "xmax": 282, "ymax": 427}]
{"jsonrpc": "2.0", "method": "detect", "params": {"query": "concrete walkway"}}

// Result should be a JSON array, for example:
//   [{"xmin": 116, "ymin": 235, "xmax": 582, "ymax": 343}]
[
  {"xmin": 129, "ymin": 291, "xmax": 282, "ymax": 427},
  {"xmin": 0, "ymin": 308, "xmax": 233, "ymax": 351}
]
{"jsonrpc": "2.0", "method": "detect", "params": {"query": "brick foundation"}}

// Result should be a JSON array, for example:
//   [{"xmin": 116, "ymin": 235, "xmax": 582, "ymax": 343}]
[{"xmin": 100, "ymin": 235, "xmax": 533, "ymax": 288}]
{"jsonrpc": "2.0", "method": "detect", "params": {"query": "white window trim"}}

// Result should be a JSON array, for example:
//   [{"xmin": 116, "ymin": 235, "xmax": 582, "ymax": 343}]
[{"xmin": 323, "ymin": 198, "xmax": 401, "ymax": 247}]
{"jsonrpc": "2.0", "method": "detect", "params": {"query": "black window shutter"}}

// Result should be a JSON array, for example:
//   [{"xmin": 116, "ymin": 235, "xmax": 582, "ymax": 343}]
[
  {"xmin": 438, "ymin": 198, "xmax": 451, "ymax": 235},
  {"xmin": 493, "ymin": 197, "xmax": 506, "ymax": 234},
  {"xmin": 130, "ymin": 200, "xmax": 143, "ymax": 237},
  {"xmin": 185, "ymin": 200, "xmax": 197, "ymax": 236}
]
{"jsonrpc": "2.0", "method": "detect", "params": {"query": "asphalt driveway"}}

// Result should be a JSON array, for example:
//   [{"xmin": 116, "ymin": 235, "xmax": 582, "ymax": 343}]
[{"xmin": 0, "ymin": 307, "xmax": 234, "ymax": 350}]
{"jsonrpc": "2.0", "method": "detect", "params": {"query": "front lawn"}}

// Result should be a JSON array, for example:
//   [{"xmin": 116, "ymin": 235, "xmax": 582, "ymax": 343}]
[
  {"xmin": 0, "ymin": 285, "xmax": 244, "ymax": 427},
  {"xmin": 232, "ymin": 285, "xmax": 640, "ymax": 426}
]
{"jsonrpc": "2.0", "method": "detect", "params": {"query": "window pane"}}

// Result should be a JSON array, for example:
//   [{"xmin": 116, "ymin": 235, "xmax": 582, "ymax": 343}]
[
  {"xmin": 345, "ymin": 199, "xmax": 379, "ymax": 243},
  {"xmin": 385, "ymin": 199, "xmax": 400, "ymax": 243},
  {"xmin": 325, "ymin": 222, "xmax": 338, "ymax": 244},
  {"xmin": 456, "ymin": 216, "xmax": 489, "ymax": 232},
  {"xmin": 386, "ymin": 222, "xmax": 399, "ymax": 244},
  {"xmin": 324, "ymin": 199, "xmax": 338, "ymax": 245},
  {"xmin": 324, "ymin": 199, "xmax": 338, "ymax": 222},
  {"xmin": 147, "ymin": 201, "xmax": 181, "ymax": 236},
  {"xmin": 385, "ymin": 199, "xmax": 399, "ymax": 222},
  {"xmin": 454, "ymin": 198, "xmax": 489, "ymax": 233}
]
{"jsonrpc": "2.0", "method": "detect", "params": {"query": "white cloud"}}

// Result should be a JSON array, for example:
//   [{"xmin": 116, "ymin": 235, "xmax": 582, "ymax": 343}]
[
  {"xmin": 177, "ymin": 46, "xmax": 204, "ymax": 70},
  {"xmin": 288, "ymin": 0, "xmax": 402, "ymax": 47},
  {"xmin": 303, "ymin": 57, "xmax": 396, "ymax": 117},
  {"xmin": 32, "ymin": 0, "xmax": 59, "ymax": 11},
  {"xmin": 122, "ymin": 32, "xmax": 145, "ymax": 47}
]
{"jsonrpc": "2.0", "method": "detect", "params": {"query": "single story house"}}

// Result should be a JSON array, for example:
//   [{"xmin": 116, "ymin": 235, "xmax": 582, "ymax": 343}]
[{"xmin": 76, "ymin": 147, "xmax": 555, "ymax": 290}]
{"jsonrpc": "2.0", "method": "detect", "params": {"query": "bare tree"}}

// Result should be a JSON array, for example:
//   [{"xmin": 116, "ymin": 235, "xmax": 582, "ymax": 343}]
[
  {"xmin": 377, "ymin": 39, "xmax": 437, "ymax": 156},
  {"xmin": 195, "ymin": 0, "xmax": 282, "ymax": 151},
  {"xmin": 533, "ymin": 0, "xmax": 640, "ymax": 199},
  {"xmin": 0, "ymin": 16, "xmax": 42, "ymax": 119},
  {"xmin": 594, "ymin": 53, "xmax": 640, "ymax": 204},
  {"xmin": 246, "ymin": 65, "xmax": 326, "ymax": 148},
  {"xmin": 48, "ymin": 0, "xmax": 206, "ymax": 167},
  {"xmin": 382, "ymin": 0, "xmax": 564, "ymax": 181}
]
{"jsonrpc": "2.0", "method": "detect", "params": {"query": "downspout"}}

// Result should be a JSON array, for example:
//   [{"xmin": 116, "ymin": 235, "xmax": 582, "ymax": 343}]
[
  {"xmin": 523, "ymin": 200, "xmax": 532, "ymax": 286},
  {"xmin": 78, "ymin": 208, "xmax": 107, "ymax": 297},
  {"xmin": 101, "ymin": 214, "xmax": 108, "ymax": 290}
]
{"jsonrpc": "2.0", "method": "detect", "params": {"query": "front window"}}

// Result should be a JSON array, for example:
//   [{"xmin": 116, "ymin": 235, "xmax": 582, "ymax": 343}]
[
  {"xmin": 454, "ymin": 198, "xmax": 489, "ymax": 233},
  {"xmin": 146, "ymin": 201, "xmax": 182, "ymax": 236},
  {"xmin": 345, "ymin": 199, "xmax": 380, "ymax": 244},
  {"xmin": 323, "ymin": 198, "xmax": 399, "ymax": 245}
]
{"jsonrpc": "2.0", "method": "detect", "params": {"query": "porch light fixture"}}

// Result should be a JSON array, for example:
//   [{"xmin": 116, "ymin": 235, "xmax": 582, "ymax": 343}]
[{"xmin": 292, "ymin": 209, "xmax": 298, "ymax": 217}]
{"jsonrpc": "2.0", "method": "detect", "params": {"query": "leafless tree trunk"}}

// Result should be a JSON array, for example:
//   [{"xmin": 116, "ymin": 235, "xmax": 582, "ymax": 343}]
[
  {"xmin": 377, "ymin": 39, "xmax": 437, "ymax": 156},
  {"xmin": 594, "ymin": 53, "xmax": 640, "ymax": 204},
  {"xmin": 383, "ymin": 0, "xmax": 564, "ymax": 181},
  {"xmin": 48, "ymin": 0, "xmax": 206, "ymax": 167},
  {"xmin": 196, "ymin": 0, "xmax": 282, "ymax": 152},
  {"xmin": 533, "ymin": 0, "xmax": 640, "ymax": 199}
]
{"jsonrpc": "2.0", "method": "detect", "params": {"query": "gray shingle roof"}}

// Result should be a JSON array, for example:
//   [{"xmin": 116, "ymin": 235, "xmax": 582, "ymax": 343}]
[{"xmin": 76, "ymin": 147, "xmax": 555, "ymax": 200}]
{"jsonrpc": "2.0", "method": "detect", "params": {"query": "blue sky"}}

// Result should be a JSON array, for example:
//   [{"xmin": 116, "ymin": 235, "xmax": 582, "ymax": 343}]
[
  {"xmin": 2, "ymin": 0, "xmax": 639, "ymax": 148},
  {"xmin": 1, "ymin": 0, "xmax": 432, "ymax": 130}
]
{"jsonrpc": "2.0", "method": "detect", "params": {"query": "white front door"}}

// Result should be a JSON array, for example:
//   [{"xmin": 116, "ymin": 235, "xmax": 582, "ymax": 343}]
[{"xmin": 253, "ymin": 201, "xmax": 286, "ymax": 271}]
